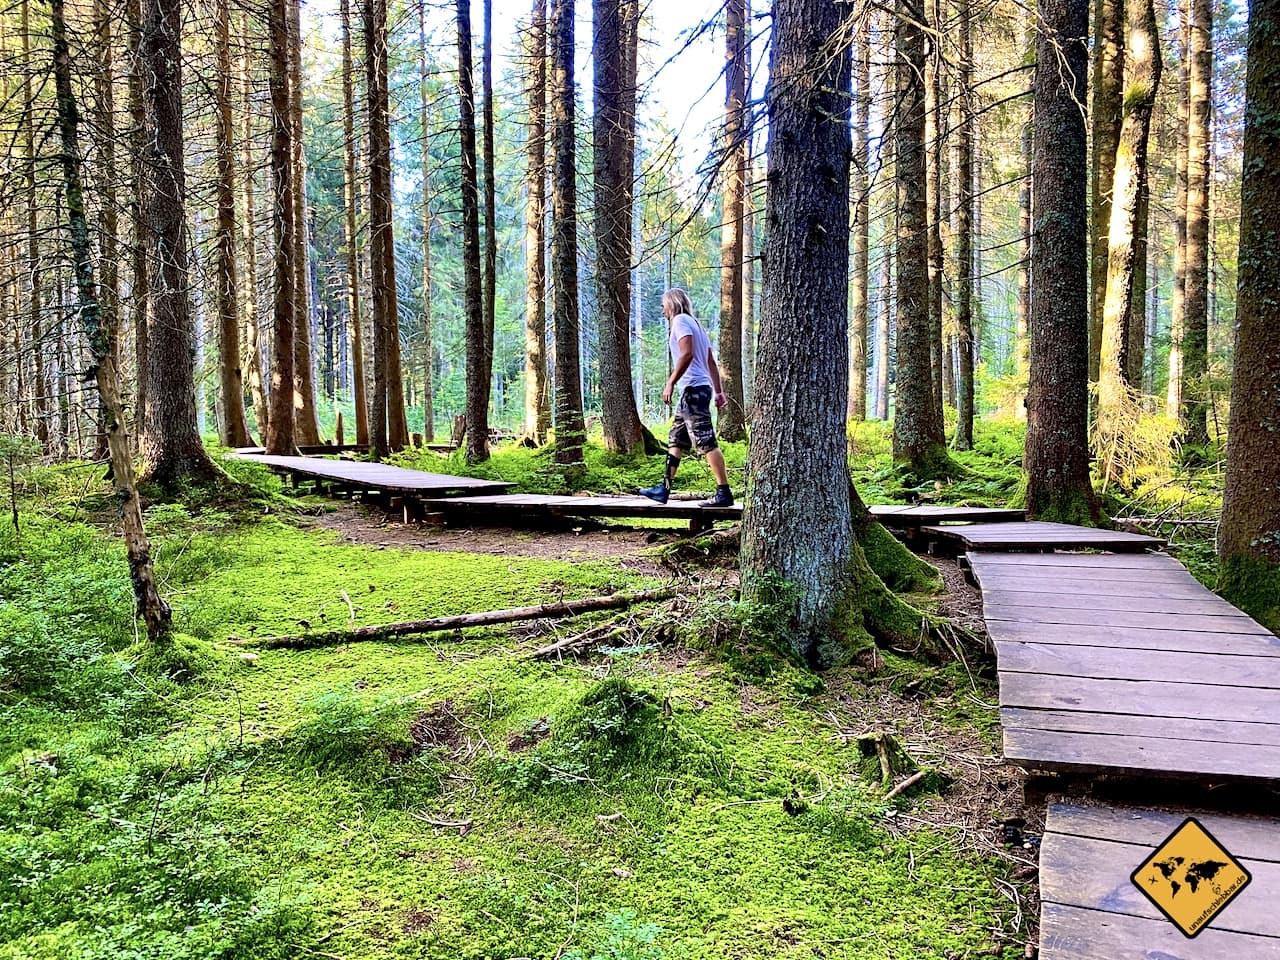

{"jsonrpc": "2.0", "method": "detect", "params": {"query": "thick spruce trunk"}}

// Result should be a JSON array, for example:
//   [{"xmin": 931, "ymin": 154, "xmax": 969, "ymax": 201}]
[
  {"xmin": 523, "ymin": 0, "xmax": 550, "ymax": 444},
  {"xmin": 139, "ymin": 0, "xmax": 218, "ymax": 484},
  {"xmin": 594, "ymin": 0, "xmax": 646, "ymax": 453},
  {"xmin": 1218, "ymin": 0, "xmax": 1280, "ymax": 631},
  {"xmin": 457, "ymin": 0, "xmax": 489, "ymax": 461},
  {"xmin": 715, "ymin": 0, "xmax": 748, "ymax": 442},
  {"xmin": 1180, "ymin": 0, "xmax": 1212, "ymax": 443},
  {"xmin": 1089, "ymin": 0, "xmax": 1125, "ymax": 383},
  {"xmin": 265, "ymin": 0, "xmax": 297, "ymax": 455},
  {"xmin": 340, "ymin": 0, "xmax": 369, "ymax": 445},
  {"xmin": 1025, "ymin": 0, "xmax": 1098, "ymax": 522}
]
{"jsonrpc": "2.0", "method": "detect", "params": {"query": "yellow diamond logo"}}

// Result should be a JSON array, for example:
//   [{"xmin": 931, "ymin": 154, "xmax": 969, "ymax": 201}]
[{"xmin": 1131, "ymin": 817, "xmax": 1252, "ymax": 938}]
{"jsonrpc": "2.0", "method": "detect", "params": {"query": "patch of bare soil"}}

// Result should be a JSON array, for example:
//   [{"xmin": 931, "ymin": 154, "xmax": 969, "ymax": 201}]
[
  {"xmin": 306, "ymin": 503, "xmax": 687, "ymax": 577},
  {"xmin": 928, "ymin": 553, "xmax": 988, "ymax": 638}
]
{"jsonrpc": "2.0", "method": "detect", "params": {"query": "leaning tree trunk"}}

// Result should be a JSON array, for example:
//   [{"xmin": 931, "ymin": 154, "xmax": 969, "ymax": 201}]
[
  {"xmin": 743, "ymin": 0, "xmax": 948, "ymax": 671},
  {"xmin": 364, "ymin": 0, "xmax": 408, "ymax": 456},
  {"xmin": 953, "ymin": 0, "xmax": 975, "ymax": 450},
  {"xmin": 1180, "ymin": 0, "xmax": 1212, "ymax": 444},
  {"xmin": 1096, "ymin": 0, "xmax": 1162, "ymax": 485},
  {"xmin": 265, "ymin": 0, "xmax": 297, "ymax": 456},
  {"xmin": 549, "ymin": 0, "xmax": 586, "ymax": 465},
  {"xmin": 848, "ymin": 27, "xmax": 870, "ymax": 422},
  {"xmin": 139, "ymin": 0, "xmax": 218, "ymax": 485},
  {"xmin": 1025, "ymin": 0, "xmax": 1098, "ymax": 522},
  {"xmin": 715, "ymin": 0, "xmax": 748, "ymax": 442},
  {"xmin": 523, "ymin": 0, "xmax": 550, "ymax": 444},
  {"xmin": 52, "ymin": 0, "xmax": 171, "ymax": 643},
  {"xmin": 287, "ymin": 0, "xmax": 322, "ymax": 446},
  {"xmin": 593, "ymin": 0, "xmax": 646, "ymax": 453},
  {"xmin": 1089, "ymin": 0, "xmax": 1125, "ymax": 383},
  {"xmin": 1218, "ymin": 0, "xmax": 1280, "ymax": 631},
  {"xmin": 891, "ymin": 0, "xmax": 950, "ymax": 477},
  {"xmin": 340, "ymin": 0, "xmax": 369, "ymax": 445},
  {"xmin": 214, "ymin": 0, "xmax": 252, "ymax": 447}
]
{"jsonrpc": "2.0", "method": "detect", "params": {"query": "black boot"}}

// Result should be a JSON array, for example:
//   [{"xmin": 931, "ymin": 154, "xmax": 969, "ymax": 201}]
[
  {"xmin": 700, "ymin": 484, "xmax": 733, "ymax": 508},
  {"xmin": 640, "ymin": 454, "xmax": 680, "ymax": 504}
]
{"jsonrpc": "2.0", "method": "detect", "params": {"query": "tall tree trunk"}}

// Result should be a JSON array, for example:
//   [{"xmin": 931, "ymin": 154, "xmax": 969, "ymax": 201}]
[
  {"xmin": 458, "ymin": 0, "xmax": 489, "ymax": 460},
  {"xmin": 139, "ymin": 0, "xmax": 217, "ymax": 484},
  {"xmin": 549, "ymin": 0, "xmax": 586, "ymax": 464},
  {"xmin": 891, "ymin": 0, "xmax": 949, "ymax": 476},
  {"xmin": 265, "ymin": 0, "xmax": 297, "ymax": 455},
  {"xmin": 365, "ymin": 0, "xmax": 408, "ymax": 456},
  {"xmin": 1096, "ymin": 0, "xmax": 1161, "ymax": 483},
  {"xmin": 127, "ymin": 0, "xmax": 148, "ymax": 443},
  {"xmin": 523, "ymin": 0, "xmax": 550, "ymax": 444},
  {"xmin": 1218, "ymin": 0, "xmax": 1280, "ymax": 631},
  {"xmin": 1025, "ymin": 0, "xmax": 1098, "ymax": 522},
  {"xmin": 594, "ymin": 0, "xmax": 646, "ymax": 452},
  {"xmin": 874, "ymin": 249, "xmax": 891, "ymax": 420},
  {"xmin": 925, "ymin": 0, "xmax": 945, "ymax": 421},
  {"xmin": 1180, "ymin": 0, "xmax": 1211, "ymax": 443},
  {"xmin": 848, "ymin": 27, "xmax": 870, "ymax": 422},
  {"xmin": 419, "ymin": 3, "xmax": 435, "ymax": 443},
  {"xmin": 22, "ymin": 0, "xmax": 47, "ymax": 449},
  {"xmin": 953, "ymin": 0, "xmax": 975, "ymax": 450},
  {"xmin": 1015, "ymin": 11, "xmax": 1032, "ymax": 419},
  {"xmin": 214, "ymin": 0, "xmax": 252, "ymax": 447},
  {"xmin": 288, "ymin": 0, "xmax": 321, "ymax": 445},
  {"xmin": 92, "ymin": 0, "xmax": 120, "ymax": 460},
  {"xmin": 241, "ymin": 7, "xmax": 270, "ymax": 441},
  {"xmin": 482, "ymin": 0, "xmax": 498, "ymax": 433},
  {"xmin": 715, "ymin": 0, "xmax": 748, "ymax": 441},
  {"xmin": 1127, "ymin": 177, "xmax": 1149, "ymax": 384},
  {"xmin": 52, "ymin": 0, "xmax": 170, "ymax": 642},
  {"xmin": 340, "ymin": 0, "xmax": 368, "ymax": 445},
  {"xmin": 1089, "ymin": 0, "xmax": 1125, "ymax": 383},
  {"xmin": 1167, "ymin": 0, "xmax": 1189, "ymax": 420}
]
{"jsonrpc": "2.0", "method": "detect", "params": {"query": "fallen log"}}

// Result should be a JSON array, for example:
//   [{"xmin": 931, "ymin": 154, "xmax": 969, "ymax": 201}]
[{"xmin": 238, "ymin": 587, "xmax": 675, "ymax": 650}]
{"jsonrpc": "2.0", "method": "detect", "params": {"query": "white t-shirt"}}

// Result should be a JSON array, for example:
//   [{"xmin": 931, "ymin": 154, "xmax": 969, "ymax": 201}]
[{"xmin": 668, "ymin": 313, "xmax": 713, "ymax": 390}]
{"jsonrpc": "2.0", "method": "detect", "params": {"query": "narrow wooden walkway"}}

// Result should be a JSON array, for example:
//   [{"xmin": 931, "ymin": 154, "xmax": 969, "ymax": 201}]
[
  {"xmin": 926, "ymin": 520, "xmax": 1165, "ymax": 552},
  {"xmin": 969, "ymin": 550, "xmax": 1280, "ymax": 782},
  {"xmin": 869, "ymin": 504, "xmax": 1026, "ymax": 526},
  {"xmin": 1039, "ymin": 803, "xmax": 1278, "ymax": 959},
  {"xmin": 233, "ymin": 453, "xmax": 513, "ymax": 497},
  {"xmin": 422, "ymin": 493, "xmax": 743, "ymax": 527}
]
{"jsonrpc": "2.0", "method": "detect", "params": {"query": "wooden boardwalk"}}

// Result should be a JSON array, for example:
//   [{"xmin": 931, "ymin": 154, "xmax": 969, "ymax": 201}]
[
  {"xmin": 1040, "ymin": 803, "xmax": 1279, "ymax": 959},
  {"xmin": 869, "ymin": 504, "xmax": 1026, "ymax": 526},
  {"xmin": 422, "ymin": 493, "xmax": 743, "ymax": 528},
  {"xmin": 969, "ymin": 551, "xmax": 1280, "ymax": 782},
  {"xmin": 925, "ymin": 520, "xmax": 1165, "ymax": 552},
  {"xmin": 232, "ymin": 453, "xmax": 513, "ymax": 497}
]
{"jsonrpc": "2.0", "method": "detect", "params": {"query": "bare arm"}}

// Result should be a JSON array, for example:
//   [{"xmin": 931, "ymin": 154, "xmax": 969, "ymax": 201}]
[
  {"xmin": 664, "ymin": 335, "xmax": 695, "ymax": 403},
  {"xmin": 707, "ymin": 350, "xmax": 727, "ymax": 409}
]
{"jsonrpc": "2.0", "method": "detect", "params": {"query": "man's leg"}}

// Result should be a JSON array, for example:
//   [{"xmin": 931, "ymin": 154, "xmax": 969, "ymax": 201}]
[{"xmin": 705, "ymin": 448, "xmax": 728, "ymax": 486}]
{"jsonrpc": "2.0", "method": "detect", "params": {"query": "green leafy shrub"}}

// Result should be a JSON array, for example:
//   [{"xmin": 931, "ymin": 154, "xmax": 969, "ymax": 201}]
[{"xmin": 565, "ymin": 909, "xmax": 665, "ymax": 960}]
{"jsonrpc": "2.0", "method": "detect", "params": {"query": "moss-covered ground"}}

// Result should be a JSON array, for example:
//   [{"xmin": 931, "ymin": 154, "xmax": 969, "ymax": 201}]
[{"xmin": 1, "ymin": 455, "xmax": 1029, "ymax": 960}]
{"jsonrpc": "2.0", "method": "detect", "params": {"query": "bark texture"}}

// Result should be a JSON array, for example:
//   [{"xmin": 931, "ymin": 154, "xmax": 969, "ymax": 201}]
[
  {"xmin": 891, "ymin": 0, "xmax": 949, "ymax": 476},
  {"xmin": 549, "ymin": 0, "xmax": 586, "ymax": 464},
  {"xmin": 458, "ymin": 0, "xmax": 489, "ymax": 461},
  {"xmin": 341, "ymin": 0, "xmax": 369, "ymax": 445},
  {"xmin": 523, "ymin": 0, "xmax": 550, "ymax": 444},
  {"xmin": 593, "ymin": 0, "xmax": 645, "ymax": 452},
  {"xmin": 419, "ymin": 3, "xmax": 435, "ymax": 442},
  {"xmin": 848, "ymin": 28, "xmax": 870, "ymax": 422},
  {"xmin": 1025, "ymin": 0, "xmax": 1098, "ymax": 522},
  {"xmin": 139, "ymin": 0, "xmax": 217, "ymax": 484},
  {"xmin": 1089, "ymin": 0, "xmax": 1125, "ymax": 382},
  {"xmin": 716, "ymin": 0, "xmax": 748, "ymax": 441},
  {"xmin": 953, "ymin": 2, "xmax": 974, "ymax": 450},
  {"xmin": 265, "ymin": 0, "xmax": 297, "ymax": 455},
  {"xmin": 1180, "ymin": 0, "xmax": 1212, "ymax": 443},
  {"xmin": 1218, "ymin": 0, "xmax": 1280, "ymax": 631},
  {"xmin": 288, "ymin": 0, "xmax": 321, "ymax": 445}
]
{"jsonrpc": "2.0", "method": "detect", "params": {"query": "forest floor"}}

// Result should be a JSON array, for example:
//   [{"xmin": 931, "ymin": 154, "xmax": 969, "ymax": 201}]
[{"xmin": 0, "ymin": 419, "xmax": 1220, "ymax": 959}]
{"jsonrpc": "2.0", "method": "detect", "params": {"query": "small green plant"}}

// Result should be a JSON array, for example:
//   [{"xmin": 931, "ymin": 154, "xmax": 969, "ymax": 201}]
[
  {"xmin": 0, "ymin": 433, "xmax": 41, "ymax": 553},
  {"xmin": 565, "ymin": 909, "xmax": 665, "ymax": 960}
]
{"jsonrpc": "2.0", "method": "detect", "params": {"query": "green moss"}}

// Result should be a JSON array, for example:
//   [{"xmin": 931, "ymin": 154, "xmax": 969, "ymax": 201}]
[
  {"xmin": 1217, "ymin": 554, "xmax": 1280, "ymax": 633},
  {"xmin": 859, "ymin": 522, "xmax": 943, "ymax": 593}
]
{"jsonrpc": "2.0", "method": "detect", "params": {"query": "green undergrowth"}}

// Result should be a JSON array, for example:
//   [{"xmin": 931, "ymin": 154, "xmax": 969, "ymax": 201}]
[{"xmin": 1, "ymin": 487, "xmax": 1024, "ymax": 959}]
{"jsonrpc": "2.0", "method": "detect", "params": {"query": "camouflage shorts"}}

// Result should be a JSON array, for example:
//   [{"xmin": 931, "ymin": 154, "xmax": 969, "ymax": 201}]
[{"xmin": 669, "ymin": 385, "xmax": 719, "ymax": 453}]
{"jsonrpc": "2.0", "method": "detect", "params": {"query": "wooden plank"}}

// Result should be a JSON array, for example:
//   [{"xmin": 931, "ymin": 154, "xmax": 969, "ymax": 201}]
[
  {"xmin": 1039, "ymin": 829, "xmax": 1280, "ymax": 936},
  {"xmin": 974, "ymin": 566, "xmax": 1205, "ymax": 589},
  {"xmin": 1003, "ymin": 726, "xmax": 1280, "ymax": 779},
  {"xmin": 422, "ymin": 493, "xmax": 742, "ymax": 522},
  {"xmin": 966, "ymin": 551, "xmax": 1183, "ymax": 570},
  {"xmin": 1002, "ymin": 707, "xmax": 1280, "ymax": 748},
  {"xmin": 868, "ymin": 504, "xmax": 1026, "ymax": 524},
  {"xmin": 984, "ymin": 604, "xmax": 1271, "ymax": 635},
  {"xmin": 999, "ymin": 673, "xmax": 1280, "ymax": 724},
  {"xmin": 926, "ymin": 521, "xmax": 1165, "ymax": 551},
  {"xmin": 233, "ymin": 454, "xmax": 513, "ymax": 495},
  {"xmin": 995, "ymin": 641, "xmax": 1280, "ymax": 688},
  {"xmin": 985, "ymin": 590, "xmax": 1246, "ymax": 617},
  {"xmin": 985, "ymin": 619, "xmax": 1280, "ymax": 656},
  {"xmin": 1040, "ymin": 902, "xmax": 1276, "ymax": 960},
  {"xmin": 1047, "ymin": 803, "xmax": 1280, "ymax": 863}
]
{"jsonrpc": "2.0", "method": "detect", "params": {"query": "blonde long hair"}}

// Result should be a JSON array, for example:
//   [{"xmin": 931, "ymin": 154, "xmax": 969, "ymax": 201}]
[{"xmin": 661, "ymin": 288, "xmax": 695, "ymax": 320}]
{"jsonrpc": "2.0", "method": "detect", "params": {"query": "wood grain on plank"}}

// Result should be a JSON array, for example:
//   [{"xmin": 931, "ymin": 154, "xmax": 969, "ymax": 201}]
[
  {"xmin": 985, "ymin": 590, "xmax": 1242, "ymax": 616},
  {"xmin": 984, "ymin": 604, "xmax": 1271, "ymax": 634},
  {"xmin": 1047, "ymin": 803, "xmax": 1280, "ymax": 862},
  {"xmin": 985, "ymin": 619, "xmax": 1280, "ymax": 655},
  {"xmin": 999, "ymin": 673, "xmax": 1280, "ymax": 724},
  {"xmin": 1002, "ymin": 726, "xmax": 1280, "ymax": 779},
  {"xmin": 1039, "ymin": 901, "xmax": 1278, "ymax": 960},
  {"xmin": 967, "ymin": 551, "xmax": 1183, "ymax": 570},
  {"xmin": 995, "ymin": 641, "xmax": 1280, "ymax": 687},
  {"xmin": 1002, "ymin": 707, "xmax": 1280, "ymax": 747}
]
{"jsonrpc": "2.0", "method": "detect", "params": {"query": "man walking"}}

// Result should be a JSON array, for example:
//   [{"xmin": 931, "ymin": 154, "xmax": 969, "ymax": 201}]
[{"xmin": 639, "ymin": 288, "xmax": 735, "ymax": 507}]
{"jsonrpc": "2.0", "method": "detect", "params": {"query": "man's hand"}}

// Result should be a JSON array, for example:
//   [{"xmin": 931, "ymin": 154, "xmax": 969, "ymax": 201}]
[
  {"xmin": 715, "ymin": 391, "xmax": 727, "ymax": 410},
  {"xmin": 662, "ymin": 381, "xmax": 675, "ymax": 405}
]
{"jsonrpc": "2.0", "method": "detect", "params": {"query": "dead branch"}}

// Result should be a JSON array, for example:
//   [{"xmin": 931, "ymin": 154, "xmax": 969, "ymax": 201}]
[{"xmin": 237, "ymin": 588, "xmax": 675, "ymax": 650}]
